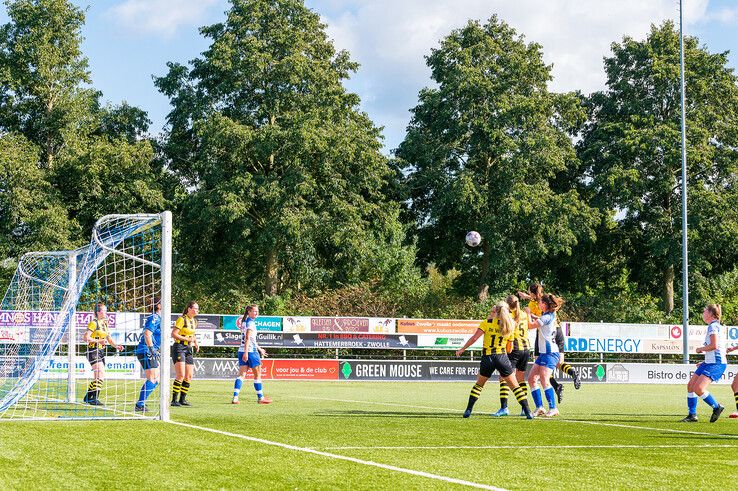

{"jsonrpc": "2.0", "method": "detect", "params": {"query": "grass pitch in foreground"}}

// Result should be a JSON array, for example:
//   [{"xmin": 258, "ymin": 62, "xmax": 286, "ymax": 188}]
[{"xmin": 1, "ymin": 381, "xmax": 737, "ymax": 490}]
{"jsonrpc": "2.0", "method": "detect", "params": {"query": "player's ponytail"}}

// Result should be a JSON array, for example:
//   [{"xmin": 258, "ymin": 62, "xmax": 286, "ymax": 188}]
[
  {"xmin": 182, "ymin": 300, "xmax": 197, "ymax": 317},
  {"xmin": 241, "ymin": 305, "xmax": 254, "ymax": 325},
  {"xmin": 541, "ymin": 293, "xmax": 564, "ymax": 313},
  {"xmin": 506, "ymin": 295, "xmax": 520, "ymax": 322},
  {"xmin": 496, "ymin": 301, "xmax": 514, "ymax": 338}
]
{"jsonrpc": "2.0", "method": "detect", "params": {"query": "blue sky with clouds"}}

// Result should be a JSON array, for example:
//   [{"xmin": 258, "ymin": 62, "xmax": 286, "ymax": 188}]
[{"xmin": 3, "ymin": 0, "xmax": 737, "ymax": 153}]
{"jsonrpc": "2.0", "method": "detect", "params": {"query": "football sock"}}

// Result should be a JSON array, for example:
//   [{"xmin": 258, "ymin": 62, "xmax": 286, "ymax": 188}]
[
  {"xmin": 233, "ymin": 378, "xmax": 243, "ymax": 398},
  {"xmin": 467, "ymin": 383, "xmax": 483, "ymax": 411},
  {"xmin": 544, "ymin": 387, "xmax": 556, "ymax": 409},
  {"xmin": 254, "ymin": 381, "xmax": 263, "ymax": 400},
  {"xmin": 499, "ymin": 381, "xmax": 509, "ymax": 409},
  {"xmin": 701, "ymin": 391, "xmax": 719, "ymax": 409},
  {"xmin": 687, "ymin": 392, "xmax": 698, "ymax": 414}
]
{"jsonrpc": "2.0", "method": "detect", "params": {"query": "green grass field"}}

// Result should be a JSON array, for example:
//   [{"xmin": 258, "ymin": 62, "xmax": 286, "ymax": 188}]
[{"xmin": 1, "ymin": 381, "xmax": 737, "ymax": 490}]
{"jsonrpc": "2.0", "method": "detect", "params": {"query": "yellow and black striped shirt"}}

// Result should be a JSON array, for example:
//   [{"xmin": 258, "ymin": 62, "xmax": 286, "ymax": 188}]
[
  {"xmin": 87, "ymin": 318, "xmax": 109, "ymax": 348},
  {"xmin": 478, "ymin": 318, "xmax": 511, "ymax": 355},
  {"xmin": 511, "ymin": 310, "xmax": 530, "ymax": 351},
  {"xmin": 174, "ymin": 316, "xmax": 196, "ymax": 345}
]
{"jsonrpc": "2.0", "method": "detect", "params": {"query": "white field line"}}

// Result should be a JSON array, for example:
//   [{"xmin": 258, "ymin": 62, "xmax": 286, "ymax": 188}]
[
  {"xmin": 324, "ymin": 444, "xmax": 738, "ymax": 450},
  {"xmin": 289, "ymin": 395, "xmax": 738, "ymax": 440},
  {"xmin": 167, "ymin": 420, "xmax": 507, "ymax": 491}
]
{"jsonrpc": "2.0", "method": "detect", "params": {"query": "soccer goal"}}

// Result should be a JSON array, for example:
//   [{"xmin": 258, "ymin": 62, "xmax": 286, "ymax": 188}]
[{"xmin": 0, "ymin": 212, "xmax": 172, "ymax": 421}]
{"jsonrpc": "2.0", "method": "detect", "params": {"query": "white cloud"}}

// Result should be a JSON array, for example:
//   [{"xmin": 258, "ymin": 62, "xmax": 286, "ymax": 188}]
[
  {"xmin": 107, "ymin": 0, "xmax": 221, "ymax": 38},
  {"xmin": 311, "ymin": 0, "xmax": 713, "ymax": 150}
]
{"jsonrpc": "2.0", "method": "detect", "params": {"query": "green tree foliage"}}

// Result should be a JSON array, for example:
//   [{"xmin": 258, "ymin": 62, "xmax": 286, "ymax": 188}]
[
  {"xmin": 397, "ymin": 16, "xmax": 597, "ymax": 300},
  {"xmin": 156, "ymin": 0, "xmax": 417, "ymax": 298},
  {"xmin": 0, "ymin": 0, "xmax": 165, "ymax": 247},
  {"xmin": 578, "ymin": 22, "xmax": 738, "ymax": 314},
  {"xmin": 0, "ymin": 0, "xmax": 96, "ymax": 168},
  {"xmin": 0, "ymin": 133, "xmax": 72, "ymax": 256}
]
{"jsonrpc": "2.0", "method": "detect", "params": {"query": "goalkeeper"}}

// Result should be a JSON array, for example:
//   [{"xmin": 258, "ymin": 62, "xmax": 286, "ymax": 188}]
[{"xmin": 134, "ymin": 298, "xmax": 162, "ymax": 412}]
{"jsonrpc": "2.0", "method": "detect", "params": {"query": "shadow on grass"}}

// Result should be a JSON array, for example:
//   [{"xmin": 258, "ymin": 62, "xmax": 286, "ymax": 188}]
[{"xmin": 314, "ymin": 409, "xmax": 462, "ymax": 419}]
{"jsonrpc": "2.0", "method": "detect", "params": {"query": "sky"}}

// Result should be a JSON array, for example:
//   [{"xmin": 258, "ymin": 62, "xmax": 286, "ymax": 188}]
[{"xmin": 2, "ymin": 0, "xmax": 737, "ymax": 154}]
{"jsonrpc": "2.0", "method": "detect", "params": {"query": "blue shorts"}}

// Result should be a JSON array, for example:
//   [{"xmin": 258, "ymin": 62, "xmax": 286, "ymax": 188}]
[
  {"xmin": 695, "ymin": 363, "xmax": 727, "ymax": 382},
  {"xmin": 238, "ymin": 351, "xmax": 261, "ymax": 368},
  {"xmin": 535, "ymin": 353, "xmax": 560, "ymax": 370}
]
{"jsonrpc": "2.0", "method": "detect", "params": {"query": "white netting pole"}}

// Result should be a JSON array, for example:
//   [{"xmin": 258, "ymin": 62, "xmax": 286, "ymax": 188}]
[
  {"xmin": 66, "ymin": 252, "xmax": 77, "ymax": 404},
  {"xmin": 159, "ymin": 211, "xmax": 172, "ymax": 422}
]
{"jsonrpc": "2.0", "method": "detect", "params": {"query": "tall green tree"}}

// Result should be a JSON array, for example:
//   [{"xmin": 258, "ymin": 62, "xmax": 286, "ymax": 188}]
[
  {"xmin": 0, "ymin": 0, "xmax": 166, "ymax": 241},
  {"xmin": 397, "ymin": 16, "xmax": 597, "ymax": 299},
  {"xmin": 156, "ymin": 0, "xmax": 416, "ymax": 298},
  {"xmin": 0, "ymin": 0, "xmax": 95, "ymax": 168},
  {"xmin": 578, "ymin": 22, "xmax": 738, "ymax": 314}
]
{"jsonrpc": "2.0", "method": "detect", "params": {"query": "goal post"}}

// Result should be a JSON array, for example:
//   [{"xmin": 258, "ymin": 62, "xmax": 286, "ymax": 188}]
[{"xmin": 0, "ymin": 212, "xmax": 171, "ymax": 421}]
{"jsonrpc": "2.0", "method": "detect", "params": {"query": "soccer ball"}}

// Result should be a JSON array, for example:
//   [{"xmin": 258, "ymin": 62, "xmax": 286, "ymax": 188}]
[{"xmin": 465, "ymin": 231, "xmax": 481, "ymax": 247}]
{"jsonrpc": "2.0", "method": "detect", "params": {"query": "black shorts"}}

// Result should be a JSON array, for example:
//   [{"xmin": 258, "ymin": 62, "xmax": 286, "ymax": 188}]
[
  {"xmin": 171, "ymin": 343, "xmax": 193, "ymax": 365},
  {"xmin": 86, "ymin": 347, "xmax": 105, "ymax": 365},
  {"xmin": 137, "ymin": 351, "xmax": 160, "ymax": 370},
  {"xmin": 508, "ymin": 349, "xmax": 530, "ymax": 372},
  {"xmin": 479, "ymin": 354, "xmax": 513, "ymax": 378}
]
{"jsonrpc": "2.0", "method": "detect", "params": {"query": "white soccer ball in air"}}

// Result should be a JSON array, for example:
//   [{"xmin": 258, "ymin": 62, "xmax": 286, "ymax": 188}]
[{"xmin": 465, "ymin": 231, "xmax": 482, "ymax": 247}]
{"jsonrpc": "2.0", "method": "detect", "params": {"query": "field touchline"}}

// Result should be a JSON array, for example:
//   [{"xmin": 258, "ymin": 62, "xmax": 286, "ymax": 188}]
[{"xmin": 167, "ymin": 420, "xmax": 508, "ymax": 491}]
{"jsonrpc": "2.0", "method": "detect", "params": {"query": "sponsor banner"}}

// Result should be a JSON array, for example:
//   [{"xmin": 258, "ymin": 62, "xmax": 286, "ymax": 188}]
[
  {"xmin": 168, "ymin": 314, "xmax": 219, "ymax": 330},
  {"xmin": 337, "ymin": 360, "xmax": 608, "ymax": 382},
  {"xmin": 41, "ymin": 355, "xmax": 139, "ymax": 379},
  {"xmin": 568, "ymin": 322, "xmax": 670, "ymax": 339},
  {"xmin": 213, "ymin": 330, "xmax": 242, "ymax": 346},
  {"xmin": 282, "ymin": 316, "xmax": 312, "ymax": 332},
  {"xmin": 257, "ymin": 332, "xmax": 418, "ymax": 349},
  {"xmin": 0, "ymin": 310, "xmax": 117, "ymax": 330},
  {"xmin": 566, "ymin": 336, "xmax": 732, "ymax": 354},
  {"xmin": 604, "ymin": 363, "xmax": 738, "ymax": 384},
  {"xmin": 339, "ymin": 360, "xmax": 481, "ymax": 381},
  {"xmin": 397, "ymin": 319, "xmax": 481, "ymax": 334},
  {"xmin": 369, "ymin": 318, "xmax": 395, "ymax": 333},
  {"xmin": 310, "ymin": 317, "xmax": 370, "ymax": 332},
  {"xmin": 223, "ymin": 315, "xmax": 283, "ymax": 332},
  {"xmin": 193, "ymin": 358, "xmax": 339, "ymax": 380},
  {"xmin": 417, "ymin": 335, "xmax": 482, "ymax": 350}
]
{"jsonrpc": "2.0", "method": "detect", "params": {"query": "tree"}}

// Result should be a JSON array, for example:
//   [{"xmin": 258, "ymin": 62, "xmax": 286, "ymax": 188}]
[
  {"xmin": 578, "ymin": 22, "xmax": 738, "ymax": 314},
  {"xmin": 155, "ymin": 0, "xmax": 417, "ymax": 298},
  {"xmin": 0, "ymin": 0, "xmax": 97, "ymax": 168},
  {"xmin": 397, "ymin": 16, "xmax": 597, "ymax": 300},
  {"xmin": 0, "ymin": 0, "xmax": 166, "ymax": 240},
  {"xmin": 0, "ymin": 133, "xmax": 74, "ymax": 261}
]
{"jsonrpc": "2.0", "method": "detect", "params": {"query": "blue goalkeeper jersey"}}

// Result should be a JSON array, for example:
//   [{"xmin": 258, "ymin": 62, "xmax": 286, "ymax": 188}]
[{"xmin": 135, "ymin": 313, "xmax": 161, "ymax": 354}]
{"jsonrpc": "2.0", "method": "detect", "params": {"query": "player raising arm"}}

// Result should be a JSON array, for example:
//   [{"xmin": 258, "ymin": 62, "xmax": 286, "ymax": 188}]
[
  {"xmin": 527, "ymin": 293, "xmax": 564, "ymax": 417},
  {"xmin": 456, "ymin": 301, "xmax": 532, "ymax": 419}
]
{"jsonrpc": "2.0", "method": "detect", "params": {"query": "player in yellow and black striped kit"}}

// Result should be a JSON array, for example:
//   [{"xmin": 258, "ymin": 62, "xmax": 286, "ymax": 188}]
[
  {"xmin": 493, "ymin": 294, "xmax": 533, "ymax": 417},
  {"xmin": 171, "ymin": 301, "xmax": 200, "ymax": 406},
  {"xmin": 456, "ymin": 301, "xmax": 532, "ymax": 419}
]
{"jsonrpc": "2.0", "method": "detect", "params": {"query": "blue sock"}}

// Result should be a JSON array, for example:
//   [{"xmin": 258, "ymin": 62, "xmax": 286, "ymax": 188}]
[
  {"xmin": 233, "ymin": 378, "xmax": 243, "ymax": 398},
  {"xmin": 137, "ymin": 380, "xmax": 158, "ymax": 406},
  {"xmin": 544, "ymin": 387, "xmax": 557, "ymax": 409},
  {"xmin": 531, "ymin": 388, "xmax": 543, "ymax": 408},
  {"xmin": 687, "ymin": 392, "xmax": 698, "ymax": 414},
  {"xmin": 254, "ymin": 381, "xmax": 263, "ymax": 399},
  {"xmin": 701, "ymin": 392, "xmax": 719, "ymax": 409}
]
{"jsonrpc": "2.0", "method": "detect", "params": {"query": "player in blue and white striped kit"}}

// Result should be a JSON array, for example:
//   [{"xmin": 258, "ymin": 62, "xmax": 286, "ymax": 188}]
[
  {"xmin": 681, "ymin": 303, "xmax": 726, "ymax": 423},
  {"xmin": 232, "ymin": 304, "xmax": 272, "ymax": 404},
  {"xmin": 527, "ymin": 293, "xmax": 563, "ymax": 418}
]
